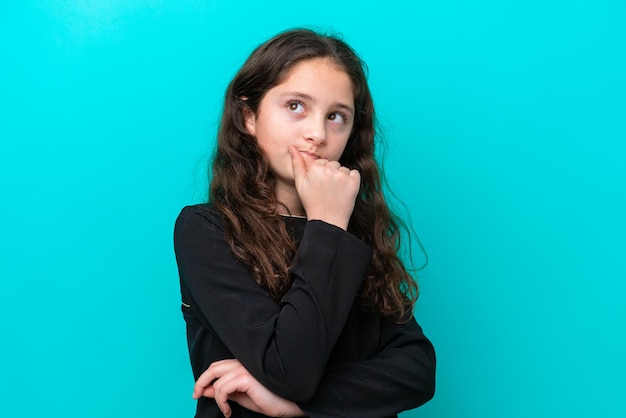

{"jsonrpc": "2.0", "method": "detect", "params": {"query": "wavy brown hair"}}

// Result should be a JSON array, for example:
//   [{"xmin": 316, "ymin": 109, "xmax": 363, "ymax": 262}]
[{"xmin": 208, "ymin": 29, "xmax": 419, "ymax": 322}]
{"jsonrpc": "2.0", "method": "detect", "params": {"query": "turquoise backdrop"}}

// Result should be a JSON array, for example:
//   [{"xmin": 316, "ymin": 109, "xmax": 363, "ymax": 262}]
[{"xmin": 1, "ymin": 1, "xmax": 624, "ymax": 417}]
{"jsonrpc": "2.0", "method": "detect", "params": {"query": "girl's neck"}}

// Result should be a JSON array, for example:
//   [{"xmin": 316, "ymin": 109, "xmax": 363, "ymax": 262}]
[{"xmin": 275, "ymin": 182, "xmax": 305, "ymax": 217}]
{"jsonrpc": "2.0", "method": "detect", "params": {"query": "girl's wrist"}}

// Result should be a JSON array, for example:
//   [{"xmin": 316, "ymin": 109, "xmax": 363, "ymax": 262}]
[{"xmin": 280, "ymin": 402, "xmax": 307, "ymax": 417}]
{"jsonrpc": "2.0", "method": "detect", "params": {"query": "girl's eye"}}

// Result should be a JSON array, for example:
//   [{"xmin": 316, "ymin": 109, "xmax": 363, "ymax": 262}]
[
  {"xmin": 328, "ymin": 112, "xmax": 347, "ymax": 124},
  {"xmin": 287, "ymin": 101, "xmax": 305, "ymax": 114}
]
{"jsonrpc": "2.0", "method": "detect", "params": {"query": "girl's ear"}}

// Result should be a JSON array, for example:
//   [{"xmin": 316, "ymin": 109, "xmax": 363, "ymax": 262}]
[{"xmin": 241, "ymin": 99, "xmax": 256, "ymax": 136}]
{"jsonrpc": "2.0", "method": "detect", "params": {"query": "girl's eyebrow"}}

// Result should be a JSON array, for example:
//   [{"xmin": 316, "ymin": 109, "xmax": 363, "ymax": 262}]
[{"xmin": 279, "ymin": 91, "xmax": 354, "ymax": 116}]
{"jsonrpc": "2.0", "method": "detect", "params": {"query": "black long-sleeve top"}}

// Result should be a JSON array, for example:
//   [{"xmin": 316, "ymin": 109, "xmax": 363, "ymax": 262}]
[{"xmin": 174, "ymin": 204, "xmax": 436, "ymax": 417}]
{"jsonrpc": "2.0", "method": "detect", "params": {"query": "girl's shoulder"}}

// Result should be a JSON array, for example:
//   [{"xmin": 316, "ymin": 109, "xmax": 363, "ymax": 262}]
[{"xmin": 175, "ymin": 202, "xmax": 224, "ymax": 232}]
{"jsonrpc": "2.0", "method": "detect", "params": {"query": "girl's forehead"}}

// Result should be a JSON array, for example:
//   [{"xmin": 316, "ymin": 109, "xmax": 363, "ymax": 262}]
[
  {"xmin": 280, "ymin": 57, "xmax": 344, "ymax": 80},
  {"xmin": 270, "ymin": 58, "xmax": 354, "ymax": 102}
]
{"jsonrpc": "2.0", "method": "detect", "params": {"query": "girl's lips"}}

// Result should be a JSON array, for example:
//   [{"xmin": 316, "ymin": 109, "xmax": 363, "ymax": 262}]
[{"xmin": 299, "ymin": 150, "xmax": 320, "ymax": 160}]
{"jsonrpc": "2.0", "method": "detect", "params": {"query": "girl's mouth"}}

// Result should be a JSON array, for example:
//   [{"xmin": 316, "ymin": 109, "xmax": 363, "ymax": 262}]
[{"xmin": 299, "ymin": 150, "xmax": 320, "ymax": 160}]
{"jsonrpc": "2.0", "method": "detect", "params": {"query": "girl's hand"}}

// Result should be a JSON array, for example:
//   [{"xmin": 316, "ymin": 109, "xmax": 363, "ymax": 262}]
[
  {"xmin": 194, "ymin": 359, "xmax": 306, "ymax": 418},
  {"xmin": 289, "ymin": 145, "xmax": 360, "ymax": 230}
]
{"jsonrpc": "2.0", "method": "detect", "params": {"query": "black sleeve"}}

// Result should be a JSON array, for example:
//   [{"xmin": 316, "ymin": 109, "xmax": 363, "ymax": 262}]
[
  {"xmin": 174, "ymin": 206, "xmax": 373, "ymax": 402},
  {"xmin": 298, "ymin": 316, "xmax": 436, "ymax": 418}
]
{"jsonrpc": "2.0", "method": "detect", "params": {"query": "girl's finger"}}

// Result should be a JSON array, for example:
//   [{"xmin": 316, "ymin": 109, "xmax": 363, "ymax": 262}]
[
  {"xmin": 288, "ymin": 146, "xmax": 308, "ymax": 183},
  {"xmin": 211, "ymin": 366, "xmax": 247, "ymax": 417},
  {"xmin": 212, "ymin": 371, "xmax": 252, "ymax": 418},
  {"xmin": 193, "ymin": 359, "xmax": 240, "ymax": 399}
]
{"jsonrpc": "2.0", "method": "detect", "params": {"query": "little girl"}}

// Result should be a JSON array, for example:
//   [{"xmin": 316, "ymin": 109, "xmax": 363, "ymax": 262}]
[{"xmin": 174, "ymin": 28, "xmax": 435, "ymax": 417}]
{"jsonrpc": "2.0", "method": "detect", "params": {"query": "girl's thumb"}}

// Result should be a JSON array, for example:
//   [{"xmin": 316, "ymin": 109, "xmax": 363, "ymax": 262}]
[{"xmin": 288, "ymin": 146, "xmax": 306, "ymax": 182}]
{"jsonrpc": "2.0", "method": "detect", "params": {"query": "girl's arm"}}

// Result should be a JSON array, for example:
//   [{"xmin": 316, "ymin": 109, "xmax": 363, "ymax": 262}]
[
  {"xmin": 194, "ymin": 314, "xmax": 435, "ymax": 417},
  {"xmin": 174, "ymin": 205, "xmax": 372, "ymax": 402},
  {"xmin": 298, "ymin": 316, "xmax": 436, "ymax": 418},
  {"xmin": 194, "ymin": 318, "xmax": 435, "ymax": 418}
]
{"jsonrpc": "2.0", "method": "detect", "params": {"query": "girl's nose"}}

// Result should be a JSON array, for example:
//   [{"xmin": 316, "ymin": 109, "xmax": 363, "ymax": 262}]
[{"xmin": 303, "ymin": 115, "xmax": 327, "ymax": 144}]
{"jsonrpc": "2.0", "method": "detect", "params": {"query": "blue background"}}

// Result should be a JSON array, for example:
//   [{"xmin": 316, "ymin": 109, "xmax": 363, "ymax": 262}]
[{"xmin": 1, "ymin": 1, "xmax": 624, "ymax": 417}]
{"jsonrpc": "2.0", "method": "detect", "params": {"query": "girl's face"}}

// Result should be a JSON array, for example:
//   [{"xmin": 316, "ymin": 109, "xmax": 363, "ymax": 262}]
[{"xmin": 244, "ymin": 57, "xmax": 355, "ymax": 191}]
